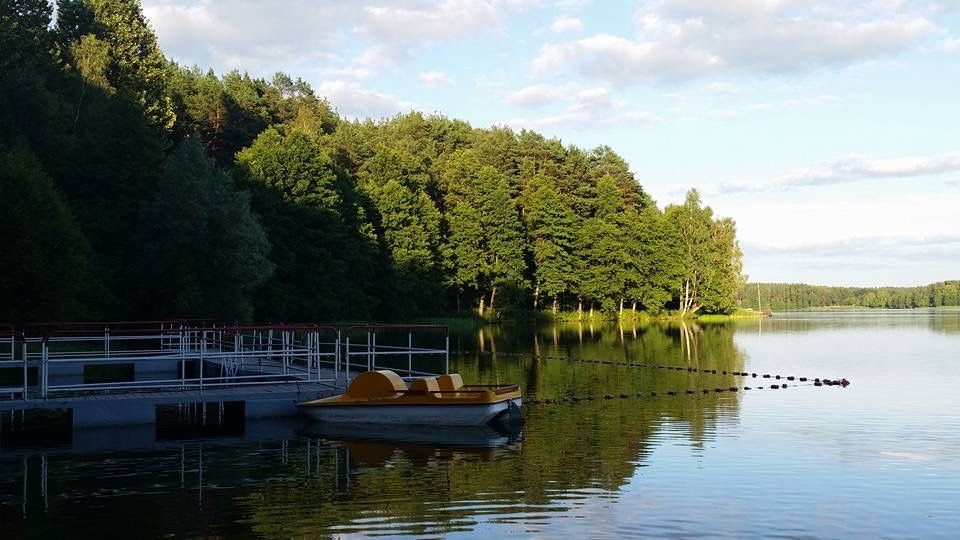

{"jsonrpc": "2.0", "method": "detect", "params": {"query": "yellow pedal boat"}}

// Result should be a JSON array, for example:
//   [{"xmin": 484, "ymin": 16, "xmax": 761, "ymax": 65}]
[{"xmin": 297, "ymin": 370, "xmax": 522, "ymax": 426}]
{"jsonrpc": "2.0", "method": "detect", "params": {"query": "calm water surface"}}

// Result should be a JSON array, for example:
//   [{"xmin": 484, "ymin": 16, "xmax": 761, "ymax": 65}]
[{"xmin": 2, "ymin": 310, "xmax": 959, "ymax": 538}]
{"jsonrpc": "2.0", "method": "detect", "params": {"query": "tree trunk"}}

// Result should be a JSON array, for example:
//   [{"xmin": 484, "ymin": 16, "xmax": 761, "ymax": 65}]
[
  {"xmin": 619, "ymin": 297, "xmax": 624, "ymax": 315},
  {"xmin": 489, "ymin": 287, "xmax": 497, "ymax": 313},
  {"xmin": 533, "ymin": 285, "xmax": 539, "ymax": 310},
  {"xmin": 631, "ymin": 300, "xmax": 637, "ymax": 313},
  {"xmin": 478, "ymin": 294, "xmax": 485, "ymax": 317},
  {"xmin": 577, "ymin": 298, "xmax": 582, "ymax": 319},
  {"xmin": 552, "ymin": 295, "xmax": 559, "ymax": 315},
  {"xmin": 589, "ymin": 302, "xmax": 594, "ymax": 319}
]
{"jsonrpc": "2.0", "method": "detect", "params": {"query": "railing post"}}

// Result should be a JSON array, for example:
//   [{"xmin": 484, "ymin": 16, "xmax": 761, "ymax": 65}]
[
  {"xmin": 283, "ymin": 330, "xmax": 289, "ymax": 375},
  {"xmin": 445, "ymin": 335, "xmax": 450, "ymax": 374},
  {"xmin": 41, "ymin": 338, "xmax": 48, "ymax": 399},
  {"xmin": 408, "ymin": 332, "xmax": 413, "ymax": 377},
  {"xmin": 307, "ymin": 331, "xmax": 313, "ymax": 381},
  {"xmin": 199, "ymin": 331, "xmax": 205, "ymax": 391},
  {"xmin": 345, "ymin": 335, "xmax": 351, "ymax": 383},
  {"xmin": 335, "ymin": 330, "xmax": 341, "ymax": 386},
  {"xmin": 371, "ymin": 331, "xmax": 377, "ymax": 371},
  {"xmin": 22, "ymin": 337, "xmax": 27, "ymax": 401}
]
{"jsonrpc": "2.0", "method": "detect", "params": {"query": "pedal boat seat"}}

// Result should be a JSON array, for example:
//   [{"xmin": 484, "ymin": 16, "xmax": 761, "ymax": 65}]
[{"xmin": 437, "ymin": 373, "xmax": 464, "ymax": 397}]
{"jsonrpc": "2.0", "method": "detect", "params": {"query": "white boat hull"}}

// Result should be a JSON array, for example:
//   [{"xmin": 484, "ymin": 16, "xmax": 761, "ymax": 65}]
[{"xmin": 302, "ymin": 398, "xmax": 522, "ymax": 426}]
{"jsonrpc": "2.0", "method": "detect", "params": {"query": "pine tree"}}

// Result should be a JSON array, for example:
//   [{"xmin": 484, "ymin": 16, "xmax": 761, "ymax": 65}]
[
  {"xmin": 524, "ymin": 174, "xmax": 576, "ymax": 313},
  {"xmin": 476, "ymin": 167, "xmax": 527, "ymax": 313},
  {"xmin": 76, "ymin": 0, "xmax": 175, "ymax": 130}
]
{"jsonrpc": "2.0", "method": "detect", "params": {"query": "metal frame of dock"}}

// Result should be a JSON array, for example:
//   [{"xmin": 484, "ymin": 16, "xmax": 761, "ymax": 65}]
[{"xmin": 0, "ymin": 321, "xmax": 449, "ymax": 428}]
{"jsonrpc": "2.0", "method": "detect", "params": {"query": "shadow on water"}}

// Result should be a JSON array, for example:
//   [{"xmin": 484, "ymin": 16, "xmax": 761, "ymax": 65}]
[{"xmin": 1, "ymin": 321, "xmax": 750, "ymax": 538}]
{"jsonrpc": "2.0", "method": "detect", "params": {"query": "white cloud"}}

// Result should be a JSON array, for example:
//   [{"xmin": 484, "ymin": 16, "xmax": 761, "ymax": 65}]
[
  {"xmin": 144, "ymin": 0, "xmax": 537, "ymax": 75},
  {"xmin": 556, "ymin": 0, "xmax": 590, "ymax": 12},
  {"xmin": 324, "ymin": 66, "xmax": 372, "ymax": 80},
  {"xmin": 505, "ymin": 83, "xmax": 576, "ymax": 106},
  {"xmin": 719, "ymin": 151, "xmax": 960, "ymax": 193},
  {"xmin": 357, "ymin": 0, "xmax": 531, "ymax": 43},
  {"xmin": 945, "ymin": 37, "xmax": 960, "ymax": 51},
  {"xmin": 704, "ymin": 81, "xmax": 739, "ymax": 95},
  {"xmin": 712, "ymin": 192, "xmax": 960, "ymax": 285},
  {"xmin": 418, "ymin": 70, "xmax": 455, "ymax": 88},
  {"xmin": 143, "ymin": 1, "xmax": 354, "ymax": 72},
  {"xmin": 532, "ymin": 1, "xmax": 935, "ymax": 85},
  {"xmin": 550, "ymin": 16, "xmax": 584, "ymax": 33},
  {"xmin": 504, "ymin": 86, "xmax": 659, "ymax": 130},
  {"xmin": 316, "ymin": 80, "xmax": 415, "ymax": 120},
  {"xmin": 743, "ymin": 234, "xmax": 960, "ymax": 286},
  {"xmin": 746, "ymin": 235, "xmax": 960, "ymax": 260}
]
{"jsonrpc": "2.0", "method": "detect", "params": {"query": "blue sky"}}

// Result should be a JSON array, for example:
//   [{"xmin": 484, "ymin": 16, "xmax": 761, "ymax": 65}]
[{"xmin": 142, "ymin": 0, "xmax": 960, "ymax": 286}]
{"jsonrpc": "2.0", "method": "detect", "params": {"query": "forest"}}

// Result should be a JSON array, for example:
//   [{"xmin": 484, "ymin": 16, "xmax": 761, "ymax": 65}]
[
  {"xmin": 0, "ymin": 0, "xmax": 744, "ymax": 323},
  {"xmin": 743, "ymin": 281, "xmax": 960, "ymax": 311}
]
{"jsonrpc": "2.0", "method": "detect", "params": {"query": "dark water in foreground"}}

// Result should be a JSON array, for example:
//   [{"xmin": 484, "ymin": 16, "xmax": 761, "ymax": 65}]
[{"xmin": 2, "ymin": 310, "xmax": 959, "ymax": 538}]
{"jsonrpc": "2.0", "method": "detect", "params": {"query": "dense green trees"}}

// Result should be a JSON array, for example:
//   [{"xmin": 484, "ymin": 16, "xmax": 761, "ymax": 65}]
[
  {"xmin": 0, "ymin": 148, "xmax": 94, "ymax": 322},
  {"xmin": 745, "ymin": 281, "xmax": 960, "ymax": 311},
  {"xmin": 142, "ymin": 139, "xmax": 272, "ymax": 320},
  {"xmin": 0, "ymin": 0, "xmax": 747, "ymax": 323}
]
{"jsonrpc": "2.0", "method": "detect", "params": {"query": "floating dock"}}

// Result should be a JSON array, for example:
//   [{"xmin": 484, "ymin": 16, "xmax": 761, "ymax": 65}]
[{"xmin": 0, "ymin": 321, "xmax": 449, "ymax": 432}]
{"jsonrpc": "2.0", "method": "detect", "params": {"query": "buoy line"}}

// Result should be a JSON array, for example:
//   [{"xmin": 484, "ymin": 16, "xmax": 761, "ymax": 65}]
[
  {"xmin": 455, "ymin": 350, "xmax": 850, "ymax": 404},
  {"xmin": 521, "ymin": 382, "xmax": 845, "ymax": 406}
]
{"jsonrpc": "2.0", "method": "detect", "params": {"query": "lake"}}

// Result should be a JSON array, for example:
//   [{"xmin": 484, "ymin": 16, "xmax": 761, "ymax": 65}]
[{"xmin": 2, "ymin": 310, "xmax": 959, "ymax": 538}]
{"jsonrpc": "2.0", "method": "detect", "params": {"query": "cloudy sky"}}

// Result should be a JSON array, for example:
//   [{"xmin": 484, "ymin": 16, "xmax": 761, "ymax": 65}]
[{"xmin": 142, "ymin": 0, "xmax": 960, "ymax": 286}]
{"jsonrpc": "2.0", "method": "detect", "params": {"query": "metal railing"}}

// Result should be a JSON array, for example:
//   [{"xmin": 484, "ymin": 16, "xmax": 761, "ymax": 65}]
[
  {"xmin": 342, "ymin": 324, "xmax": 450, "ymax": 382},
  {"xmin": 0, "ymin": 325, "xmax": 25, "ymax": 398},
  {"xmin": 0, "ymin": 321, "xmax": 449, "ymax": 401}
]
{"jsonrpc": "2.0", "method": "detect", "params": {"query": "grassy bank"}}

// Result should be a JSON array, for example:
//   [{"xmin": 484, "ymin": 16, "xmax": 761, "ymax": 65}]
[{"xmin": 407, "ymin": 307, "xmax": 762, "ymax": 326}]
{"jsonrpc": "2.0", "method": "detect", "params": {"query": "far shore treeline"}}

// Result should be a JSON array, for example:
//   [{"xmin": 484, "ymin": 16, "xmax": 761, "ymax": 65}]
[
  {"xmin": 0, "ymin": 0, "xmax": 745, "ymax": 324},
  {"xmin": 743, "ymin": 282, "xmax": 960, "ymax": 311}
]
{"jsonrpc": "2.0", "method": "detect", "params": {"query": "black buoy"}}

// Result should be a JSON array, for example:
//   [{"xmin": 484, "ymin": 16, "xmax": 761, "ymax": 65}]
[
  {"xmin": 814, "ymin": 381, "xmax": 823, "ymax": 386},
  {"xmin": 729, "ymin": 387, "xmax": 738, "ymax": 392},
  {"xmin": 744, "ymin": 386, "xmax": 751, "ymax": 390},
  {"xmin": 752, "ymin": 373, "xmax": 757, "ymax": 377},
  {"xmin": 763, "ymin": 374, "xmax": 771, "ymax": 378},
  {"xmin": 650, "ymin": 391, "xmax": 657, "ymax": 396},
  {"xmin": 668, "ymin": 390, "xmax": 677, "ymax": 396},
  {"xmin": 604, "ymin": 394, "xmax": 613, "ymax": 400},
  {"xmin": 787, "ymin": 376, "xmax": 795, "ymax": 381},
  {"xmin": 686, "ymin": 390, "xmax": 695, "ymax": 395},
  {"xmin": 770, "ymin": 384, "xmax": 779, "ymax": 389},
  {"xmin": 620, "ymin": 393, "xmax": 629, "ymax": 399},
  {"xmin": 799, "ymin": 377, "xmax": 807, "ymax": 382}
]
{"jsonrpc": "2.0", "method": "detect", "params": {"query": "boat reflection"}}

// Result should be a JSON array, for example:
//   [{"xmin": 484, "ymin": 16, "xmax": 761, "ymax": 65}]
[{"xmin": 300, "ymin": 421, "xmax": 522, "ymax": 465}]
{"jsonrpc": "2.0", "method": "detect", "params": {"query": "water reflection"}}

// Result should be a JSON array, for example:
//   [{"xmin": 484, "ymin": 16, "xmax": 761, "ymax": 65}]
[
  {"xmin": 8, "ymin": 315, "xmax": 958, "ymax": 537},
  {"xmin": 1, "ymin": 320, "xmax": 746, "ymax": 537}
]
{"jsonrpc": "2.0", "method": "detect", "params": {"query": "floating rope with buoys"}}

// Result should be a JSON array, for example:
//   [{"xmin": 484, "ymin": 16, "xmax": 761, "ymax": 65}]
[{"xmin": 455, "ymin": 350, "xmax": 849, "ymax": 406}]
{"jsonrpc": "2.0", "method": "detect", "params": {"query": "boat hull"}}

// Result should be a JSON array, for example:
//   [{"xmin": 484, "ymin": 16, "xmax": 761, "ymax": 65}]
[{"xmin": 301, "ymin": 398, "xmax": 522, "ymax": 426}]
